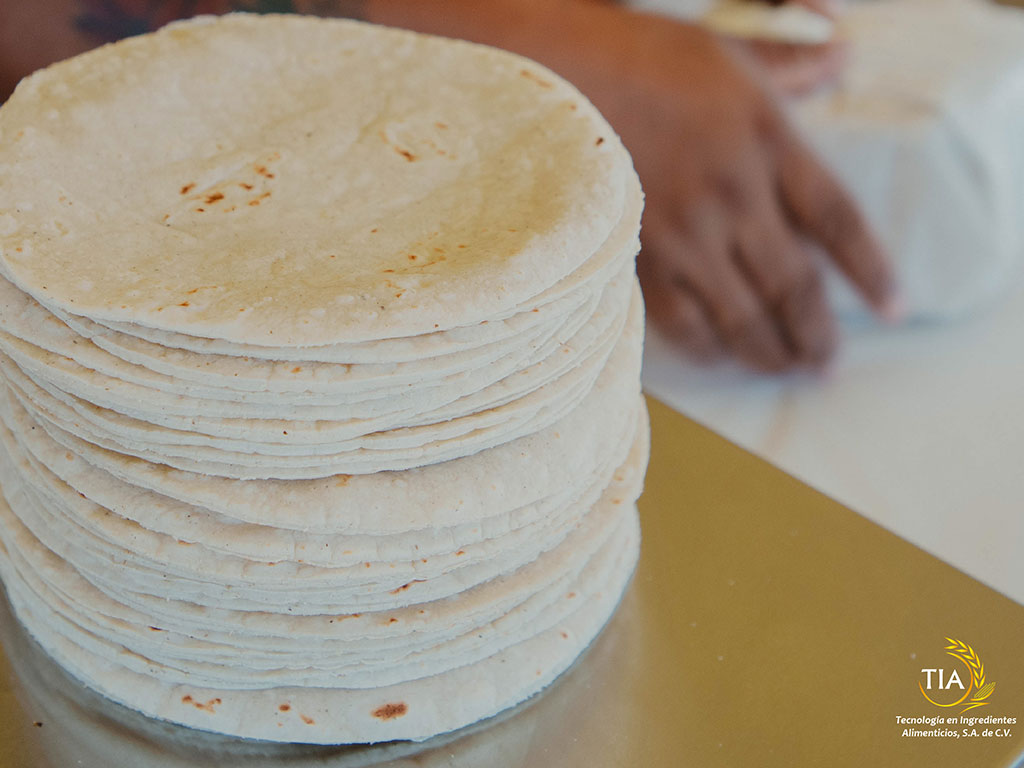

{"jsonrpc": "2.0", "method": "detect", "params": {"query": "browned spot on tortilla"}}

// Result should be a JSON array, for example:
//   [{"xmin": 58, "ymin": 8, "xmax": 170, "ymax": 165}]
[
  {"xmin": 567, "ymin": 592, "xmax": 577, "ymax": 599},
  {"xmin": 457, "ymin": 244, "xmax": 467, "ymax": 249},
  {"xmin": 371, "ymin": 228, "xmax": 379, "ymax": 233},
  {"xmin": 520, "ymin": 69, "xmax": 553, "ymax": 88},
  {"xmin": 389, "ymin": 580, "xmax": 425, "ymax": 595},
  {"xmin": 205, "ymin": 192, "xmax": 224, "ymax": 204},
  {"xmin": 254, "ymin": 164, "xmax": 274, "ymax": 178},
  {"xmin": 239, "ymin": 182, "xmax": 254, "ymax": 190},
  {"xmin": 388, "ymin": 617, "xmax": 398, "ymax": 624},
  {"xmin": 382, "ymin": 269, "xmax": 395, "ymax": 274},
  {"xmin": 279, "ymin": 704, "xmax": 291, "ymax": 712},
  {"xmin": 569, "ymin": 103, "xmax": 577, "ymax": 111},
  {"xmin": 301, "ymin": 715, "xmax": 315, "ymax": 725},
  {"xmin": 395, "ymin": 147, "xmax": 416, "ymax": 162},
  {"xmin": 291, "ymin": 366, "xmax": 302, "ymax": 373},
  {"xmin": 149, "ymin": 626, "xmax": 164, "ymax": 632},
  {"xmin": 612, "ymin": 498, "xmax": 622, "ymax": 505},
  {"xmin": 408, "ymin": 254, "xmax": 418, "ymax": 261},
  {"xmin": 532, "ymin": 308, "xmax": 539, "ymax": 313},
  {"xmin": 248, "ymin": 199, "xmax": 261, "ymax": 207},
  {"xmin": 560, "ymin": 631, "xmax": 569, "ymax": 639},
  {"xmin": 182, "ymin": 696, "xmax": 222, "ymax": 713},
  {"xmin": 161, "ymin": 214, "xmax": 170, "ymax": 223},
  {"xmin": 194, "ymin": 208, "xmax": 205, "ymax": 213},
  {"xmin": 435, "ymin": 122, "xmax": 448, "ymax": 129},
  {"xmin": 372, "ymin": 702, "xmax": 408, "ymax": 720},
  {"xmin": 239, "ymin": 308, "xmax": 246, "ymax": 312},
  {"xmin": 335, "ymin": 475, "xmax": 350, "ymax": 487},
  {"xmin": 33, "ymin": 721, "xmax": 42, "ymax": 727},
  {"xmin": 180, "ymin": 183, "xmax": 195, "ymax": 195},
  {"xmin": 178, "ymin": 301, "xmax": 190, "ymax": 307},
  {"xmin": 455, "ymin": 550, "xmax": 465, "ymax": 556},
  {"xmin": 596, "ymin": 137, "xmax": 605, "ymax": 145},
  {"xmin": 65, "ymin": 452, "xmax": 73, "ymax": 461}
]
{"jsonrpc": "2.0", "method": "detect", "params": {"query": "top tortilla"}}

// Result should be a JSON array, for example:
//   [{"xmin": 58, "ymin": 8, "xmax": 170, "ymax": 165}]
[{"xmin": 0, "ymin": 13, "xmax": 630, "ymax": 347}]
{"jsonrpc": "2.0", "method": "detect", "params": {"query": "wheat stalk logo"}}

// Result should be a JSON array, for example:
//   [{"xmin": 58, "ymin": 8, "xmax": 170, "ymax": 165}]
[{"xmin": 919, "ymin": 637, "xmax": 996, "ymax": 713}]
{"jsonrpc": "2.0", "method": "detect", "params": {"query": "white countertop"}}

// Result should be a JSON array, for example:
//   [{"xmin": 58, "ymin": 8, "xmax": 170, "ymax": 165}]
[{"xmin": 642, "ymin": 279, "xmax": 1024, "ymax": 605}]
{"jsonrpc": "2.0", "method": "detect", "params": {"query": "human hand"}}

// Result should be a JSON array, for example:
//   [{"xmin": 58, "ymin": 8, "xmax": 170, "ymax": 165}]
[{"xmin": 601, "ymin": 18, "xmax": 896, "ymax": 371}]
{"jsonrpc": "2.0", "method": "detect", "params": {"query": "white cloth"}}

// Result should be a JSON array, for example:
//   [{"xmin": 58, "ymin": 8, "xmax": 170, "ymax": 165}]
[
  {"xmin": 636, "ymin": 0, "xmax": 1024, "ymax": 320},
  {"xmin": 798, "ymin": 0, "xmax": 1024, "ymax": 320}
]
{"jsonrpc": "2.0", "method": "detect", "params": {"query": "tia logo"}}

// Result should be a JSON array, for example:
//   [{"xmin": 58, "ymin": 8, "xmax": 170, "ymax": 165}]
[{"xmin": 919, "ymin": 637, "xmax": 996, "ymax": 713}]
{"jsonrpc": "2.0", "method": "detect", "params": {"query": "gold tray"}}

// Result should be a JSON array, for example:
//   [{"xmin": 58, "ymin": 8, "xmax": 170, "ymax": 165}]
[{"xmin": 1, "ymin": 396, "xmax": 1021, "ymax": 767}]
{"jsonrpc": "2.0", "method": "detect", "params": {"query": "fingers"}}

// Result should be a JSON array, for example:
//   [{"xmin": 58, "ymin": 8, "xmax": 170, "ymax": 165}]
[
  {"xmin": 640, "ymin": 219, "xmax": 797, "ymax": 372},
  {"xmin": 735, "ymin": 222, "xmax": 837, "ymax": 367},
  {"xmin": 637, "ymin": 238, "xmax": 721, "ymax": 362},
  {"xmin": 771, "ymin": 118, "xmax": 900, "ymax": 319}
]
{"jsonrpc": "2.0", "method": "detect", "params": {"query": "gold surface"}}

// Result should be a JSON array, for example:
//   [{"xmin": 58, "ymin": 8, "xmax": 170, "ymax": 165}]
[{"xmin": 0, "ymin": 395, "xmax": 1021, "ymax": 767}]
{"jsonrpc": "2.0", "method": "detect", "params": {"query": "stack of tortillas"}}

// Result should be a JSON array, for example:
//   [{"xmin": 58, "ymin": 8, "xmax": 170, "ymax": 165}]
[{"xmin": 0, "ymin": 13, "xmax": 647, "ymax": 745}]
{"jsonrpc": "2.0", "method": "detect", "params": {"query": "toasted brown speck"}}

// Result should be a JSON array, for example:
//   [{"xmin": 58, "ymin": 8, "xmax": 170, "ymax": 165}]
[
  {"xmin": 205, "ymin": 192, "xmax": 224, "ymax": 204},
  {"xmin": 279, "ymin": 704, "xmax": 291, "ymax": 712},
  {"xmin": 180, "ymin": 183, "xmax": 195, "ymax": 195},
  {"xmin": 372, "ymin": 702, "xmax": 408, "ymax": 720},
  {"xmin": 291, "ymin": 366, "xmax": 302, "ymax": 373},
  {"xmin": 182, "ymin": 696, "xmax": 222, "ymax": 713},
  {"xmin": 239, "ymin": 182, "xmax": 254, "ymax": 190},
  {"xmin": 520, "ymin": 69, "xmax": 553, "ymax": 88},
  {"xmin": 178, "ymin": 301, "xmax": 189, "ymax": 307},
  {"xmin": 301, "ymin": 715, "xmax": 315, "ymax": 725},
  {"xmin": 390, "ymin": 580, "xmax": 425, "ymax": 595},
  {"xmin": 335, "ymin": 475, "xmax": 350, "ymax": 487},
  {"xmin": 596, "ymin": 137, "xmax": 605, "ymax": 146}
]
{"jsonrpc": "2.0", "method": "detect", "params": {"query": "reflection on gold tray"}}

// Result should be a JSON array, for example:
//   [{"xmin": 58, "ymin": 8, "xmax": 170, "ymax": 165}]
[{"xmin": 0, "ymin": 396, "xmax": 1021, "ymax": 767}]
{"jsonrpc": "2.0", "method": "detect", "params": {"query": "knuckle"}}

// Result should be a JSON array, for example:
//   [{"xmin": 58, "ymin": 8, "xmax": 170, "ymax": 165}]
[
  {"xmin": 780, "ymin": 263, "xmax": 822, "ymax": 313},
  {"xmin": 718, "ymin": 303, "xmax": 763, "ymax": 344},
  {"xmin": 814, "ymin": 190, "xmax": 863, "ymax": 245}
]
